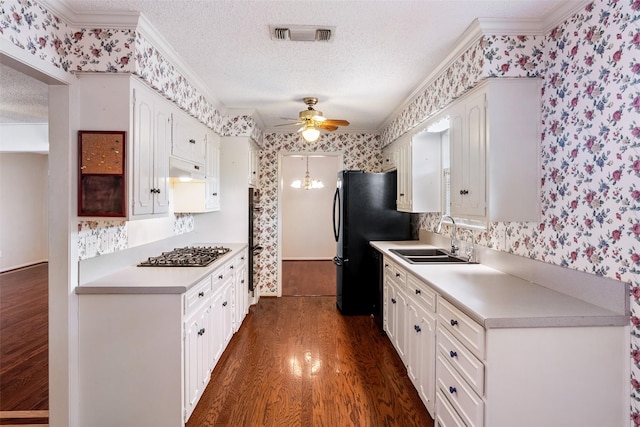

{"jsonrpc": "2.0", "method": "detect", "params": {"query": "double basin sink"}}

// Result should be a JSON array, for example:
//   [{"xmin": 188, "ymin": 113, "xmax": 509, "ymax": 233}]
[{"xmin": 389, "ymin": 248, "xmax": 475, "ymax": 264}]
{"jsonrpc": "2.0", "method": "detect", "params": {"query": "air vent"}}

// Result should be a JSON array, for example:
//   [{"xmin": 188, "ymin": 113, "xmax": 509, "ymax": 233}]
[
  {"xmin": 316, "ymin": 29, "xmax": 331, "ymax": 41},
  {"xmin": 273, "ymin": 28, "xmax": 290, "ymax": 40},
  {"xmin": 270, "ymin": 25, "xmax": 335, "ymax": 42}
]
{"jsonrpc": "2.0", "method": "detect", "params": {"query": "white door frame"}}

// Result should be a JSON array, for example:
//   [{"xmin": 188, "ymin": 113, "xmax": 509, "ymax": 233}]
[{"xmin": 276, "ymin": 150, "xmax": 344, "ymax": 297}]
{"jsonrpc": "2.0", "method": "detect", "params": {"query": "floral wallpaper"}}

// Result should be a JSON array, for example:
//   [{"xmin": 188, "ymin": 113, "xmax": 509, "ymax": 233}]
[
  {"xmin": 256, "ymin": 133, "xmax": 381, "ymax": 294},
  {"xmin": 4, "ymin": 0, "xmax": 639, "ymax": 423},
  {"xmin": 393, "ymin": 1, "xmax": 638, "ymax": 424}
]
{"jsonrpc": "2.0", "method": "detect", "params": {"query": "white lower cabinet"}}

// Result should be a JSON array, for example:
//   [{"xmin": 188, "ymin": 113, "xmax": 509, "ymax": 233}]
[
  {"xmin": 383, "ymin": 255, "xmax": 627, "ymax": 427},
  {"xmin": 383, "ymin": 256, "xmax": 437, "ymax": 417},
  {"xmin": 184, "ymin": 285, "xmax": 213, "ymax": 421},
  {"xmin": 78, "ymin": 249, "xmax": 248, "ymax": 427},
  {"xmin": 407, "ymin": 295, "xmax": 437, "ymax": 416}
]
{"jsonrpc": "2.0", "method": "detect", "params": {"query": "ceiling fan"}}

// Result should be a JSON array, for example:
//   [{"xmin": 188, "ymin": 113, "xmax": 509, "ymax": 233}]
[{"xmin": 275, "ymin": 97, "xmax": 350, "ymax": 142}]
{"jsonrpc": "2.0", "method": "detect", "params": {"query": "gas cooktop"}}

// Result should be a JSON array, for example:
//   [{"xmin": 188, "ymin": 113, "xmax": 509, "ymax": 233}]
[{"xmin": 137, "ymin": 246, "xmax": 231, "ymax": 267}]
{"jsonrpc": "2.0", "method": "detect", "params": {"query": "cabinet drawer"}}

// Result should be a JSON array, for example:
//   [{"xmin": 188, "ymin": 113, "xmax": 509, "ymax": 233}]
[
  {"xmin": 437, "ymin": 354, "xmax": 484, "ymax": 427},
  {"xmin": 437, "ymin": 325, "xmax": 484, "ymax": 395},
  {"xmin": 234, "ymin": 251, "xmax": 247, "ymax": 269},
  {"xmin": 184, "ymin": 275, "xmax": 212, "ymax": 315},
  {"xmin": 383, "ymin": 257, "xmax": 406, "ymax": 286},
  {"xmin": 438, "ymin": 298, "xmax": 485, "ymax": 359},
  {"xmin": 436, "ymin": 390, "xmax": 466, "ymax": 427},
  {"xmin": 407, "ymin": 273, "xmax": 436, "ymax": 312}
]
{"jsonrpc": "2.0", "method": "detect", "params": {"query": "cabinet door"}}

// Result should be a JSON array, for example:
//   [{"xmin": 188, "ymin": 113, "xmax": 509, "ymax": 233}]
[
  {"xmin": 465, "ymin": 92, "xmax": 486, "ymax": 217},
  {"xmin": 132, "ymin": 87, "xmax": 155, "ymax": 216},
  {"xmin": 173, "ymin": 111, "xmax": 206, "ymax": 166},
  {"xmin": 221, "ymin": 278, "xmax": 235, "ymax": 346},
  {"xmin": 248, "ymin": 145, "xmax": 259, "ymax": 187},
  {"xmin": 449, "ymin": 106, "xmax": 464, "ymax": 214},
  {"xmin": 394, "ymin": 288, "xmax": 408, "ymax": 363},
  {"xmin": 449, "ymin": 91, "xmax": 486, "ymax": 218},
  {"xmin": 184, "ymin": 302, "xmax": 210, "ymax": 420},
  {"xmin": 397, "ymin": 141, "xmax": 412, "ymax": 211},
  {"xmin": 153, "ymin": 101, "xmax": 171, "ymax": 214},
  {"xmin": 384, "ymin": 279, "xmax": 397, "ymax": 343},
  {"xmin": 414, "ymin": 302, "xmax": 437, "ymax": 417},
  {"xmin": 205, "ymin": 132, "xmax": 220, "ymax": 211}
]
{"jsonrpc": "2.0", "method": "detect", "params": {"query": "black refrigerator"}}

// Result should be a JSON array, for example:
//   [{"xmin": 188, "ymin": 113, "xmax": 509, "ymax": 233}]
[{"xmin": 332, "ymin": 170, "xmax": 411, "ymax": 315}]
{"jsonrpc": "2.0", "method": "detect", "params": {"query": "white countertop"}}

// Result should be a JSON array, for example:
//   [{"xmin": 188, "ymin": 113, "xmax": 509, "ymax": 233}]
[
  {"xmin": 371, "ymin": 241, "xmax": 628, "ymax": 329},
  {"xmin": 76, "ymin": 243, "xmax": 248, "ymax": 295}
]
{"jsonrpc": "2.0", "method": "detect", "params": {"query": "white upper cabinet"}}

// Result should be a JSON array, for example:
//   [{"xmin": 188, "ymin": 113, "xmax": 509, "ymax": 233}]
[
  {"xmin": 391, "ymin": 120, "xmax": 443, "ymax": 213},
  {"xmin": 172, "ymin": 110, "xmax": 206, "ymax": 168},
  {"xmin": 248, "ymin": 143, "xmax": 260, "ymax": 187},
  {"xmin": 447, "ymin": 78, "xmax": 541, "ymax": 222},
  {"xmin": 132, "ymin": 80, "xmax": 172, "ymax": 217},
  {"xmin": 172, "ymin": 130, "xmax": 221, "ymax": 213},
  {"xmin": 204, "ymin": 131, "xmax": 221, "ymax": 211},
  {"xmin": 77, "ymin": 74, "xmax": 173, "ymax": 220}
]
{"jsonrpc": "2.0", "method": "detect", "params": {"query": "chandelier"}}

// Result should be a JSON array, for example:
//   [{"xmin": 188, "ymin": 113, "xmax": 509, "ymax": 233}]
[{"xmin": 290, "ymin": 156, "xmax": 324, "ymax": 190}]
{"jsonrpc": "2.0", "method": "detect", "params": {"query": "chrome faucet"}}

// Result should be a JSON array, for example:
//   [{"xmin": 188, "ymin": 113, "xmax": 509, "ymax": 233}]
[{"xmin": 437, "ymin": 215, "xmax": 458, "ymax": 255}]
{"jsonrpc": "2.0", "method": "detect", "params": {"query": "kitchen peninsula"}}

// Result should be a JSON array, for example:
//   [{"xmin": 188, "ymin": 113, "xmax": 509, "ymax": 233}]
[
  {"xmin": 75, "ymin": 243, "xmax": 248, "ymax": 427},
  {"xmin": 371, "ymin": 239, "xmax": 628, "ymax": 427}
]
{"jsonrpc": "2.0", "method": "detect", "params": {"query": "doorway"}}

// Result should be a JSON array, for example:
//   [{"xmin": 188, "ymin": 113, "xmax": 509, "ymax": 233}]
[
  {"xmin": 279, "ymin": 153, "xmax": 342, "ymax": 296},
  {"xmin": 0, "ymin": 62, "xmax": 50, "ymax": 424}
]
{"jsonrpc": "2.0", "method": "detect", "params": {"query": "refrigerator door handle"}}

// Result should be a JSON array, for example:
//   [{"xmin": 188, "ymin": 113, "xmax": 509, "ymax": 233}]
[
  {"xmin": 333, "ymin": 256, "xmax": 347, "ymax": 266},
  {"xmin": 332, "ymin": 187, "xmax": 340, "ymax": 242}
]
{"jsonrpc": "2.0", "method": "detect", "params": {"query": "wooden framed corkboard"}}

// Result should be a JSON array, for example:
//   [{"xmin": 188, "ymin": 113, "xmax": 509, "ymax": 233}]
[{"xmin": 78, "ymin": 130, "xmax": 126, "ymax": 217}]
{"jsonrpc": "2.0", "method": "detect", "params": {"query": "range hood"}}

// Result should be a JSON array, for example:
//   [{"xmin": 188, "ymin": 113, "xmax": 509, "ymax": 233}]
[{"xmin": 169, "ymin": 157, "xmax": 206, "ymax": 181}]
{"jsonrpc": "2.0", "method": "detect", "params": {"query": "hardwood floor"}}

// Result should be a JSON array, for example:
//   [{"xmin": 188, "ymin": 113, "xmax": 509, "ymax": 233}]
[
  {"xmin": 282, "ymin": 260, "xmax": 335, "ymax": 296},
  {"xmin": 0, "ymin": 262, "xmax": 433, "ymax": 427},
  {"xmin": 0, "ymin": 263, "xmax": 49, "ymax": 425},
  {"xmin": 187, "ymin": 296, "xmax": 434, "ymax": 427}
]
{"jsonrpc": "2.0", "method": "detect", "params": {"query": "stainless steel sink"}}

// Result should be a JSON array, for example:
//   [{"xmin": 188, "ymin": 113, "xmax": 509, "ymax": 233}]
[
  {"xmin": 389, "ymin": 248, "xmax": 475, "ymax": 264},
  {"xmin": 389, "ymin": 248, "xmax": 449, "ymax": 257}
]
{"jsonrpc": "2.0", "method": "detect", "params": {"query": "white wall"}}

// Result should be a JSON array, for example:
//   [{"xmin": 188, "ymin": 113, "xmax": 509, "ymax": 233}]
[
  {"xmin": 0, "ymin": 152, "xmax": 48, "ymax": 271},
  {"xmin": 281, "ymin": 155, "xmax": 339, "ymax": 260}
]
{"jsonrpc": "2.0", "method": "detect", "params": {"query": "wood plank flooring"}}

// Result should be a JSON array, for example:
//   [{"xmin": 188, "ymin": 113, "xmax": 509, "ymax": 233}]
[
  {"xmin": 1, "ymin": 262, "xmax": 433, "ymax": 427},
  {"xmin": 282, "ymin": 260, "xmax": 335, "ymax": 296},
  {"xmin": 186, "ymin": 296, "xmax": 434, "ymax": 427},
  {"xmin": 0, "ymin": 264, "xmax": 48, "ymax": 413}
]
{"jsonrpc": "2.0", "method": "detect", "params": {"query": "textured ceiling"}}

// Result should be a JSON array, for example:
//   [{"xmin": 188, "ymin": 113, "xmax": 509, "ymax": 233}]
[
  {"xmin": 0, "ymin": 63, "xmax": 49, "ymax": 124},
  {"xmin": 1, "ymin": 0, "xmax": 581, "ymax": 131}
]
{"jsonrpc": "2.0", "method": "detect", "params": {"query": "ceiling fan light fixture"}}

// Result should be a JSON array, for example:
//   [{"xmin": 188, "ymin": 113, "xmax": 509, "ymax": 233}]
[{"xmin": 301, "ymin": 125, "xmax": 320, "ymax": 143}]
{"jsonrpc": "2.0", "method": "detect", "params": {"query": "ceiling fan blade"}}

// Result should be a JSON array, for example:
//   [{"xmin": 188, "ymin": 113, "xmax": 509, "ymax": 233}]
[
  {"xmin": 279, "ymin": 117, "xmax": 300, "ymax": 121},
  {"xmin": 322, "ymin": 119, "xmax": 350, "ymax": 127},
  {"xmin": 318, "ymin": 123, "xmax": 338, "ymax": 131},
  {"xmin": 274, "ymin": 121, "xmax": 304, "ymax": 127}
]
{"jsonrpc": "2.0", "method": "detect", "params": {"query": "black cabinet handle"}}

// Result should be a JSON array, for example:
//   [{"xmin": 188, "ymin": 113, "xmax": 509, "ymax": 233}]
[
  {"xmin": 391, "ymin": 298, "xmax": 397, "ymax": 304},
  {"xmin": 459, "ymin": 189, "xmax": 469, "ymax": 195},
  {"xmin": 414, "ymin": 325, "xmax": 421, "ymax": 333},
  {"xmin": 450, "ymin": 350, "xmax": 457, "ymax": 358},
  {"xmin": 197, "ymin": 328, "xmax": 205, "ymax": 336},
  {"xmin": 415, "ymin": 289, "xmax": 421, "ymax": 295},
  {"xmin": 218, "ymin": 275, "xmax": 223, "ymax": 279},
  {"xmin": 222, "ymin": 301, "xmax": 228, "ymax": 307},
  {"xmin": 449, "ymin": 386, "xmax": 457, "ymax": 394},
  {"xmin": 189, "ymin": 139, "xmax": 196, "ymax": 144},
  {"xmin": 194, "ymin": 165, "xmax": 200, "ymax": 170},
  {"xmin": 395, "ymin": 273, "xmax": 400, "ymax": 278},
  {"xmin": 230, "ymin": 265, "xmax": 234, "ymax": 269},
  {"xmin": 450, "ymin": 319, "xmax": 459, "ymax": 327},
  {"xmin": 198, "ymin": 291, "xmax": 204, "ymax": 298}
]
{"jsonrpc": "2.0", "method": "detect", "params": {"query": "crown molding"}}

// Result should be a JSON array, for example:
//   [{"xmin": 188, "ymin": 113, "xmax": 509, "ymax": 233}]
[
  {"xmin": 38, "ymin": 0, "xmax": 140, "ymax": 29},
  {"xmin": 135, "ymin": 14, "xmax": 224, "ymax": 113},
  {"xmin": 541, "ymin": 0, "xmax": 590, "ymax": 33},
  {"xmin": 377, "ymin": 1, "xmax": 588, "ymax": 135},
  {"xmin": 37, "ymin": 0, "xmax": 224, "ymax": 114},
  {"xmin": 377, "ymin": 18, "xmax": 484, "ymax": 133}
]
